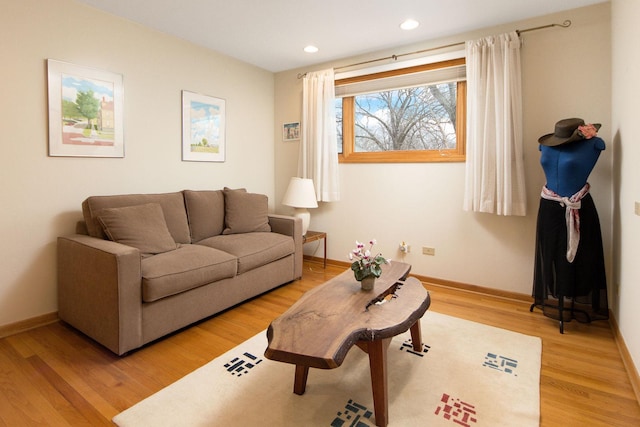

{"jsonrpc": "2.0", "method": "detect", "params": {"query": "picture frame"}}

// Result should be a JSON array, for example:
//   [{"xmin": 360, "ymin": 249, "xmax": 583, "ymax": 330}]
[
  {"xmin": 182, "ymin": 90, "xmax": 226, "ymax": 162},
  {"xmin": 47, "ymin": 59, "xmax": 124, "ymax": 157},
  {"xmin": 283, "ymin": 122, "xmax": 300, "ymax": 141}
]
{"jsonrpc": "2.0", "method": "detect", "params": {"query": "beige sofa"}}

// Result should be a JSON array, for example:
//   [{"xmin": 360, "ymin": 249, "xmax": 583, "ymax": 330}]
[{"xmin": 57, "ymin": 188, "xmax": 302, "ymax": 355}]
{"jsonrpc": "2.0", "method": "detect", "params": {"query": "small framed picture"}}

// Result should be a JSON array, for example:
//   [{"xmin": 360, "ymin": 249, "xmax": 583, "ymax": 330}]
[
  {"xmin": 182, "ymin": 90, "xmax": 226, "ymax": 162},
  {"xmin": 47, "ymin": 59, "xmax": 124, "ymax": 157},
  {"xmin": 283, "ymin": 122, "xmax": 300, "ymax": 141}
]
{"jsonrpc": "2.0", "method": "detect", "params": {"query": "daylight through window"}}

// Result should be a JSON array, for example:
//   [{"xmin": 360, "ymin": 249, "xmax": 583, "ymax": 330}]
[{"xmin": 335, "ymin": 58, "xmax": 466, "ymax": 163}]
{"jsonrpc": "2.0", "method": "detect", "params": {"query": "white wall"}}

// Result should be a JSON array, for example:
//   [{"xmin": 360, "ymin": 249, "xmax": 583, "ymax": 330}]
[
  {"xmin": 611, "ymin": 0, "xmax": 640, "ymax": 380},
  {"xmin": 0, "ymin": 0, "xmax": 275, "ymax": 326},
  {"xmin": 275, "ymin": 3, "xmax": 612, "ymax": 295}
]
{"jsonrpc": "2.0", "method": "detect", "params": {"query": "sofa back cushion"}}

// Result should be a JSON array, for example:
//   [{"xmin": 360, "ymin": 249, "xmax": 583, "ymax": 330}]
[
  {"xmin": 222, "ymin": 188, "xmax": 271, "ymax": 235},
  {"xmin": 98, "ymin": 203, "xmax": 178, "ymax": 256},
  {"xmin": 183, "ymin": 190, "xmax": 225, "ymax": 242},
  {"xmin": 82, "ymin": 192, "xmax": 191, "ymax": 244}
]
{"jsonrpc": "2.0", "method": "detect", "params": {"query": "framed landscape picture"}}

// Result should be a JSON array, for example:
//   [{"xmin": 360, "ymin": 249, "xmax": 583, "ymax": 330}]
[
  {"xmin": 182, "ymin": 90, "xmax": 226, "ymax": 162},
  {"xmin": 283, "ymin": 122, "xmax": 300, "ymax": 141},
  {"xmin": 47, "ymin": 59, "xmax": 124, "ymax": 157}
]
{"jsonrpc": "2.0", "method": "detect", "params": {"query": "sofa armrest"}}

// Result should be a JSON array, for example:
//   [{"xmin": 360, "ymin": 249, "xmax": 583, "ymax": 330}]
[
  {"xmin": 57, "ymin": 234, "xmax": 142, "ymax": 355},
  {"xmin": 268, "ymin": 214, "xmax": 303, "ymax": 279}
]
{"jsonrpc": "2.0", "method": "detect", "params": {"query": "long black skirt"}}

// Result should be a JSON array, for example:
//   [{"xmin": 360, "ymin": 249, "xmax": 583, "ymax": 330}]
[{"xmin": 532, "ymin": 193, "xmax": 608, "ymax": 322}]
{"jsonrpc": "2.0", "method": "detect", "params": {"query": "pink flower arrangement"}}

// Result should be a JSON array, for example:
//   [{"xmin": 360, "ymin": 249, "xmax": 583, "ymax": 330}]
[
  {"xmin": 577, "ymin": 124, "xmax": 599, "ymax": 139},
  {"xmin": 349, "ymin": 239, "xmax": 390, "ymax": 281}
]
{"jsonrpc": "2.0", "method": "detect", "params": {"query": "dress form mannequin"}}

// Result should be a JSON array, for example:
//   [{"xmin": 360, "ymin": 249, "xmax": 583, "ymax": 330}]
[
  {"xmin": 540, "ymin": 137, "xmax": 605, "ymax": 197},
  {"xmin": 531, "ymin": 118, "xmax": 608, "ymax": 333}
]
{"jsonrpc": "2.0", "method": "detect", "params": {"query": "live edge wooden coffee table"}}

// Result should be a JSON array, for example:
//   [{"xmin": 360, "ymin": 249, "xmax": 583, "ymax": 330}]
[{"xmin": 264, "ymin": 261, "xmax": 431, "ymax": 427}]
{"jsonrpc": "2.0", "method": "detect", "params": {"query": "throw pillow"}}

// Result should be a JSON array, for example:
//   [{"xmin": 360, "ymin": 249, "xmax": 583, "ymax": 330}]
[
  {"xmin": 97, "ymin": 203, "xmax": 178, "ymax": 255},
  {"xmin": 222, "ymin": 190, "xmax": 271, "ymax": 235},
  {"xmin": 184, "ymin": 190, "xmax": 226, "ymax": 241},
  {"xmin": 223, "ymin": 186, "xmax": 246, "ymax": 193}
]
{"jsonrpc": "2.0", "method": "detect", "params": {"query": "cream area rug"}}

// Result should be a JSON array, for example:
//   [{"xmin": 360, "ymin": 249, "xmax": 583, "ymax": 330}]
[{"xmin": 113, "ymin": 311, "xmax": 541, "ymax": 427}]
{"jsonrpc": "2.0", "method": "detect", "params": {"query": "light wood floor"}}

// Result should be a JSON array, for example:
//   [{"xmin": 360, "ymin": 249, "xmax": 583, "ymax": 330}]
[{"xmin": 1, "ymin": 260, "xmax": 639, "ymax": 426}]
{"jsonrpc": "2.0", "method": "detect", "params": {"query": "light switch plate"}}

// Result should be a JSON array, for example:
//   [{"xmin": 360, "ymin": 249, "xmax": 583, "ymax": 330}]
[{"xmin": 422, "ymin": 246, "xmax": 435, "ymax": 256}]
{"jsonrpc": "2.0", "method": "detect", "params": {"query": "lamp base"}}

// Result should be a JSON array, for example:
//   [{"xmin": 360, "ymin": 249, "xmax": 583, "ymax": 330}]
[{"xmin": 292, "ymin": 208, "xmax": 310, "ymax": 236}]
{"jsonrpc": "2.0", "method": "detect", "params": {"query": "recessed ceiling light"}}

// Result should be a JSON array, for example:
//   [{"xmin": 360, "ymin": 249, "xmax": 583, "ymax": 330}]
[
  {"xmin": 400, "ymin": 19, "xmax": 419, "ymax": 31},
  {"xmin": 304, "ymin": 45, "xmax": 319, "ymax": 53}
]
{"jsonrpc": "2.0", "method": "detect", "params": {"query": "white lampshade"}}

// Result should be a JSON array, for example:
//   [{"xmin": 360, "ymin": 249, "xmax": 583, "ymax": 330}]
[{"xmin": 282, "ymin": 177, "xmax": 318, "ymax": 236}]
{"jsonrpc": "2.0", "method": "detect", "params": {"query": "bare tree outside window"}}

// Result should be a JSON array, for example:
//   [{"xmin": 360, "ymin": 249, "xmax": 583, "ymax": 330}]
[
  {"xmin": 335, "ymin": 98, "xmax": 343, "ymax": 153},
  {"xmin": 335, "ymin": 58, "xmax": 466, "ymax": 163},
  {"xmin": 352, "ymin": 83, "xmax": 457, "ymax": 152}
]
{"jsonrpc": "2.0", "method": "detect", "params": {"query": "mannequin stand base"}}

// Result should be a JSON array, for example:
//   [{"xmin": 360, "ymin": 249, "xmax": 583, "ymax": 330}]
[{"xmin": 529, "ymin": 296, "xmax": 592, "ymax": 334}]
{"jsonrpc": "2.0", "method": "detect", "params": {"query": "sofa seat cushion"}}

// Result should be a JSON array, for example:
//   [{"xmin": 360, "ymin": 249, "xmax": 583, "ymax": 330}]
[
  {"xmin": 141, "ymin": 244, "xmax": 237, "ymax": 302},
  {"xmin": 197, "ymin": 232, "xmax": 294, "ymax": 275}
]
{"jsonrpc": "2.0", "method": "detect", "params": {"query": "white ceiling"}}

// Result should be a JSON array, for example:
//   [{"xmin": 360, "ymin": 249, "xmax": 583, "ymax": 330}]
[{"xmin": 75, "ymin": 0, "xmax": 607, "ymax": 73}]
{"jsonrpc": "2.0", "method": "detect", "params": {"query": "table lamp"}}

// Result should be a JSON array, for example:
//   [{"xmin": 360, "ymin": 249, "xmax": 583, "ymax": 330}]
[{"xmin": 282, "ymin": 177, "xmax": 318, "ymax": 236}]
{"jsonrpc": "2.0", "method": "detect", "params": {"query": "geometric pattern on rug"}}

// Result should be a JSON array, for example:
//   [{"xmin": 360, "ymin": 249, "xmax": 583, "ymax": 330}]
[
  {"xmin": 112, "ymin": 311, "xmax": 541, "ymax": 427},
  {"xmin": 482, "ymin": 353, "xmax": 518, "ymax": 376},
  {"xmin": 223, "ymin": 351, "xmax": 263, "ymax": 377},
  {"xmin": 331, "ymin": 399, "xmax": 374, "ymax": 427},
  {"xmin": 435, "ymin": 393, "xmax": 478, "ymax": 426},
  {"xmin": 399, "ymin": 339, "xmax": 431, "ymax": 357}
]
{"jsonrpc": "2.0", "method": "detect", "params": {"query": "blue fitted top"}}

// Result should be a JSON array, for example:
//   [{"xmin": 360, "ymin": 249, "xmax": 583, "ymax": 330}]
[{"xmin": 539, "ymin": 137, "xmax": 605, "ymax": 197}]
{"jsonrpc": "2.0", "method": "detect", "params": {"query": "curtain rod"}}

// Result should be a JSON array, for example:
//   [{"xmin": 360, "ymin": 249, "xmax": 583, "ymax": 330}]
[{"xmin": 297, "ymin": 19, "xmax": 571, "ymax": 79}]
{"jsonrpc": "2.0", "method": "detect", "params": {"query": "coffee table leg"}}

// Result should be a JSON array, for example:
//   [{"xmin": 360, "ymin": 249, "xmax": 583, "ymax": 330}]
[
  {"xmin": 293, "ymin": 365, "xmax": 309, "ymax": 395},
  {"xmin": 368, "ymin": 338, "xmax": 391, "ymax": 427},
  {"xmin": 410, "ymin": 320, "xmax": 422, "ymax": 352}
]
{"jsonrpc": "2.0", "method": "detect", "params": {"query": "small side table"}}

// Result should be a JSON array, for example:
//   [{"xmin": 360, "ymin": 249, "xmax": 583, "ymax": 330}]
[{"xmin": 303, "ymin": 230, "xmax": 327, "ymax": 268}]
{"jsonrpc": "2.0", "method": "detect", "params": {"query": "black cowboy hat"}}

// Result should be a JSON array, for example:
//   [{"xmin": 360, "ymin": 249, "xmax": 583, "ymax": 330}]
[{"xmin": 538, "ymin": 118, "xmax": 601, "ymax": 147}]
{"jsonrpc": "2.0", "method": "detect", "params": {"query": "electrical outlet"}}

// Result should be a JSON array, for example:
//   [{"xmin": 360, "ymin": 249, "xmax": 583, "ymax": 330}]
[
  {"xmin": 399, "ymin": 242, "xmax": 410, "ymax": 253},
  {"xmin": 422, "ymin": 246, "xmax": 435, "ymax": 256}
]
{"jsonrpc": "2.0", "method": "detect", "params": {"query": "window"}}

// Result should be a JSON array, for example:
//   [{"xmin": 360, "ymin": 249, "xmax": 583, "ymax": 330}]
[{"xmin": 335, "ymin": 58, "xmax": 466, "ymax": 163}]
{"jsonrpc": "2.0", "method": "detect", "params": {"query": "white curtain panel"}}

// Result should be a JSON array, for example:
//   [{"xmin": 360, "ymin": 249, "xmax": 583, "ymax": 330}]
[
  {"xmin": 463, "ymin": 32, "xmax": 527, "ymax": 216},
  {"xmin": 299, "ymin": 69, "xmax": 340, "ymax": 202}
]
